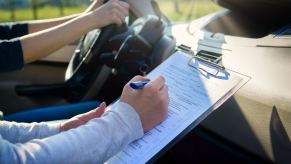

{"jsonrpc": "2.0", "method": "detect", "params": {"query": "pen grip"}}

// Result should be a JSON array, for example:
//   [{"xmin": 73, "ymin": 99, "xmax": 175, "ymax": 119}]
[{"xmin": 130, "ymin": 80, "xmax": 149, "ymax": 90}]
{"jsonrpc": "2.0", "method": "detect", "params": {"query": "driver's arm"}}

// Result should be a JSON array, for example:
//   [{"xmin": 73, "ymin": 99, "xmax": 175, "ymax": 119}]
[
  {"xmin": 0, "ymin": 0, "xmax": 103, "ymax": 40},
  {"xmin": 27, "ymin": 0, "xmax": 104, "ymax": 34},
  {"xmin": 21, "ymin": 0, "xmax": 129, "ymax": 64},
  {"xmin": 0, "ymin": 0, "xmax": 128, "ymax": 73}
]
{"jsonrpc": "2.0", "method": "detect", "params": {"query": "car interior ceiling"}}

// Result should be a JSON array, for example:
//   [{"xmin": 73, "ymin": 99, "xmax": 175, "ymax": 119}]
[{"xmin": 215, "ymin": 0, "xmax": 291, "ymax": 17}]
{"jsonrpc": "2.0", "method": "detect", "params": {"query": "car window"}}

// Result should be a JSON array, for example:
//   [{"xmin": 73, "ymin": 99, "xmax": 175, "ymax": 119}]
[
  {"xmin": 0, "ymin": 0, "xmax": 222, "ymax": 23},
  {"xmin": 0, "ymin": 0, "xmax": 88, "ymax": 22},
  {"xmin": 156, "ymin": 0, "xmax": 223, "ymax": 23}
]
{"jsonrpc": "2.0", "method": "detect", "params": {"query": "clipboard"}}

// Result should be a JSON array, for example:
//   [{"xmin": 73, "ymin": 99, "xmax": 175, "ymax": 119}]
[{"xmin": 107, "ymin": 45, "xmax": 250, "ymax": 164}]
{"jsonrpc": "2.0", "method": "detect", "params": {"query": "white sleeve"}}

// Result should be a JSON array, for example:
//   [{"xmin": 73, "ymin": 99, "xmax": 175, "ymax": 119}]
[
  {"xmin": 0, "ymin": 120, "xmax": 60, "ymax": 143},
  {"xmin": 0, "ymin": 102, "xmax": 144, "ymax": 164}
]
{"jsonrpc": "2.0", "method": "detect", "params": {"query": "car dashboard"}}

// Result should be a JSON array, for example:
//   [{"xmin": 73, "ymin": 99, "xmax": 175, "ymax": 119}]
[{"xmin": 168, "ymin": 9, "xmax": 291, "ymax": 162}]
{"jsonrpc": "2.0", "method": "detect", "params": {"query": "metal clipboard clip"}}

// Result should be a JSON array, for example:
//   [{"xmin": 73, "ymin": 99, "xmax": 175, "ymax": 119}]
[{"xmin": 177, "ymin": 44, "xmax": 230, "ymax": 79}]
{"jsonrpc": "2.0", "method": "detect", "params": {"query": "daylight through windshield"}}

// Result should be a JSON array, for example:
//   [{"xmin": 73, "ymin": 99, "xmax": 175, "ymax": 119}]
[{"xmin": 0, "ymin": 0, "xmax": 222, "ymax": 23}]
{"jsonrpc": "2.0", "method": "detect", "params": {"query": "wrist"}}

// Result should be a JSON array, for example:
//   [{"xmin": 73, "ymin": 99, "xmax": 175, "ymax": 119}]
[
  {"xmin": 59, "ymin": 122, "xmax": 64, "ymax": 132},
  {"xmin": 47, "ymin": 122, "xmax": 62, "ymax": 135},
  {"xmin": 81, "ymin": 11, "xmax": 99, "ymax": 30},
  {"xmin": 117, "ymin": 101, "xmax": 144, "ymax": 135}
]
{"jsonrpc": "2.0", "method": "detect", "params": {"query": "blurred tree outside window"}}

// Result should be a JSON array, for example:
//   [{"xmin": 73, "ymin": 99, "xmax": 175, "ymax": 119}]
[
  {"xmin": 156, "ymin": 0, "xmax": 223, "ymax": 22},
  {"xmin": 0, "ymin": 0, "xmax": 90, "ymax": 22}
]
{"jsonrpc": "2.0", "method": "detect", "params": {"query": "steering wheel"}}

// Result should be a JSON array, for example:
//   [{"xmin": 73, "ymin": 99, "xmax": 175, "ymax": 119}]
[
  {"xmin": 15, "ymin": 24, "xmax": 125, "ymax": 102},
  {"xmin": 64, "ymin": 15, "xmax": 166, "ymax": 102},
  {"xmin": 15, "ymin": 8, "xmax": 176, "ymax": 103},
  {"xmin": 64, "ymin": 24, "xmax": 128, "ymax": 101},
  {"xmin": 14, "ymin": 0, "xmax": 130, "ymax": 102}
]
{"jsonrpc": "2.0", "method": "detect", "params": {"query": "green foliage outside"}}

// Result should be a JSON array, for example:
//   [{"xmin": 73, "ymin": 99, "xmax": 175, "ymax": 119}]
[
  {"xmin": 157, "ymin": 0, "xmax": 222, "ymax": 22},
  {"xmin": 0, "ymin": 0, "xmax": 222, "ymax": 23},
  {"xmin": 0, "ymin": 6, "xmax": 86, "ymax": 22}
]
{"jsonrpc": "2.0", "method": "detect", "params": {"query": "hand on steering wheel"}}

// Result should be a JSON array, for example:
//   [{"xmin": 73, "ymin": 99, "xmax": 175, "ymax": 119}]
[
  {"xmin": 64, "ymin": 0, "xmax": 131, "ymax": 102},
  {"xmin": 85, "ymin": 0, "xmax": 105, "ymax": 13},
  {"xmin": 90, "ymin": 0, "xmax": 129, "ymax": 28}
]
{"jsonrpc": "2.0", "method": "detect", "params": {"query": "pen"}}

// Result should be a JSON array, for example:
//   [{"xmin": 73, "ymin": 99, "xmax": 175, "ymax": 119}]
[{"xmin": 130, "ymin": 80, "xmax": 150, "ymax": 90}]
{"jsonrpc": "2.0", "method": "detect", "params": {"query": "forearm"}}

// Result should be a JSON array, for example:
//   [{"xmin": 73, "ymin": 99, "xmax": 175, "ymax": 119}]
[
  {"xmin": 20, "ymin": 0, "xmax": 128, "ymax": 64},
  {"xmin": 27, "ymin": 14, "xmax": 80, "ymax": 34},
  {"xmin": 0, "ymin": 121, "xmax": 60, "ymax": 143},
  {"xmin": 21, "ymin": 12, "xmax": 96, "ymax": 64},
  {"xmin": 0, "ymin": 102, "xmax": 143, "ymax": 163},
  {"xmin": 27, "ymin": 0, "xmax": 104, "ymax": 34}
]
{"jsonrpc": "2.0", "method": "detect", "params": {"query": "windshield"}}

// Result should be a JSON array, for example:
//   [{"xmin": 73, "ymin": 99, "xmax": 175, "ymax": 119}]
[
  {"xmin": 0, "ymin": 0, "xmax": 222, "ymax": 23},
  {"xmin": 0, "ymin": 0, "xmax": 88, "ymax": 22},
  {"xmin": 156, "ymin": 0, "xmax": 223, "ymax": 23}
]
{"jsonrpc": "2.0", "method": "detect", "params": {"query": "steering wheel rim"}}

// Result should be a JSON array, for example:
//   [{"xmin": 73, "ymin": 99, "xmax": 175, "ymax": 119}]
[
  {"xmin": 65, "ymin": 0, "xmax": 131, "ymax": 82},
  {"xmin": 63, "ymin": 24, "xmax": 122, "ymax": 101},
  {"xmin": 65, "ymin": 25, "xmax": 115, "ymax": 79}
]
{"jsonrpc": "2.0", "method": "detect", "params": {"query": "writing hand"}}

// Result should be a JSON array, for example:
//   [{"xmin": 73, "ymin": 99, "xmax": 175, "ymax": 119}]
[{"xmin": 120, "ymin": 75, "xmax": 169, "ymax": 132}]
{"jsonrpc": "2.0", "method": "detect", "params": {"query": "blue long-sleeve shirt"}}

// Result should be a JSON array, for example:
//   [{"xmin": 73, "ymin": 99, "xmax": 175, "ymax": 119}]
[{"xmin": 0, "ymin": 23, "xmax": 28, "ymax": 72}]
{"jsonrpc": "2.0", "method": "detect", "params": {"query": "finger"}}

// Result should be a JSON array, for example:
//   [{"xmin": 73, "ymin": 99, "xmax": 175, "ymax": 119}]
[
  {"xmin": 115, "ymin": 15, "xmax": 123, "ymax": 25},
  {"xmin": 114, "ymin": 1, "xmax": 130, "ymax": 11},
  {"xmin": 127, "ymin": 75, "xmax": 150, "ymax": 84},
  {"xmin": 118, "ymin": 2, "xmax": 130, "ymax": 16},
  {"xmin": 97, "ymin": 0, "xmax": 105, "ymax": 4},
  {"xmin": 99, "ymin": 101, "xmax": 106, "ymax": 109},
  {"xmin": 108, "ymin": 0, "xmax": 118, "ymax": 3},
  {"xmin": 77, "ymin": 102, "xmax": 106, "ymax": 121},
  {"xmin": 161, "ymin": 85, "xmax": 170, "ymax": 104},
  {"xmin": 110, "ymin": 14, "xmax": 121, "ymax": 25},
  {"xmin": 123, "ymin": 76, "xmax": 150, "ymax": 93},
  {"xmin": 158, "ymin": 84, "xmax": 169, "ymax": 100},
  {"xmin": 118, "ymin": 8, "xmax": 129, "ymax": 21},
  {"xmin": 159, "ymin": 85, "xmax": 170, "ymax": 112},
  {"xmin": 119, "ymin": 1, "xmax": 130, "ymax": 9},
  {"xmin": 116, "ymin": 14, "xmax": 126, "ymax": 25},
  {"xmin": 160, "ymin": 84, "xmax": 169, "ymax": 93},
  {"xmin": 112, "ymin": 2, "xmax": 129, "ymax": 21},
  {"xmin": 94, "ymin": 102, "xmax": 106, "ymax": 117},
  {"xmin": 146, "ymin": 76, "xmax": 166, "ymax": 92}
]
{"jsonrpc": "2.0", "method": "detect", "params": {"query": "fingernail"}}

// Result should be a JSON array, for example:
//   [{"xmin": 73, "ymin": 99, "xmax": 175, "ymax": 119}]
[{"xmin": 100, "ymin": 102, "xmax": 106, "ymax": 108}]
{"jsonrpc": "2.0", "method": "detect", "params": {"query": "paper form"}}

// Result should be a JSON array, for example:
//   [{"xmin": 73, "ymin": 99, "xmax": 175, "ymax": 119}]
[{"xmin": 107, "ymin": 51, "xmax": 247, "ymax": 164}]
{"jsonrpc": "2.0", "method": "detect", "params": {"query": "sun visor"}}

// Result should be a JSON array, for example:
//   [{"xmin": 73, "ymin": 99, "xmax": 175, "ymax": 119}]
[{"xmin": 212, "ymin": 0, "xmax": 291, "ymax": 19}]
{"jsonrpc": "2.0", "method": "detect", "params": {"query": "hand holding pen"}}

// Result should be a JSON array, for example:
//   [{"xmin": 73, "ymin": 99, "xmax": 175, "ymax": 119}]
[
  {"xmin": 120, "ymin": 75, "xmax": 169, "ymax": 132},
  {"xmin": 130, "ymin": 80, "xmax": 150, "ymax": 90}
]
